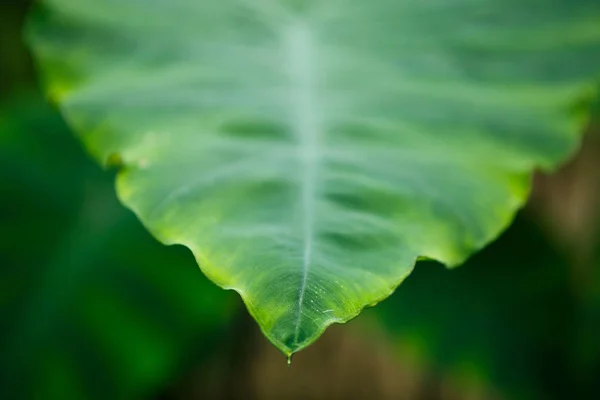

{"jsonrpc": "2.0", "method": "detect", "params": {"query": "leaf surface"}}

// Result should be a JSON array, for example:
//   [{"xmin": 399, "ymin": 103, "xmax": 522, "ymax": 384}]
[{"xmin": 27, "ymin": 0, "xmax": 600, "ymax": 354}]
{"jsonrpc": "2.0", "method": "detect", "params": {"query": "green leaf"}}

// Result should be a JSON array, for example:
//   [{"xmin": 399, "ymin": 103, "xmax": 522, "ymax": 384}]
[
  {"xmin": 27, "ymin": 0, "xmax": 600, "ymax": 355},
  {"xmin": 0, "ymin": 93, "xmax": 235, "ymax": 400}
]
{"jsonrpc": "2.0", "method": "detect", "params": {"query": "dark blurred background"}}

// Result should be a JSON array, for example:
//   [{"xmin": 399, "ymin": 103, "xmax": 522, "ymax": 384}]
[{"xmin": 1, "ymin": 1, "xmax": 599, "ymax": 399}]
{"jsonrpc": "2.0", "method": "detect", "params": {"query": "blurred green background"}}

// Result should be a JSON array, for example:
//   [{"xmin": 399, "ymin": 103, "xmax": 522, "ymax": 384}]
[{"xmin": 1, "ymin": 1, "xmax": 599, "ymax": 399}]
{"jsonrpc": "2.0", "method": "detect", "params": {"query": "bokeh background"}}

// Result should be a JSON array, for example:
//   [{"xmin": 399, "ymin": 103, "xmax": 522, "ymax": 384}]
[{"xmin": 1, "ymin": 1, "xmax": 599, "ymax": 399}]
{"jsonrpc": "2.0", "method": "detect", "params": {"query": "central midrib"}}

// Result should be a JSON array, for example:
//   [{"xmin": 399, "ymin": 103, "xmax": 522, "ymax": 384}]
[{"xmin": 286, "ymin": 21, "xmax": 321, "ymax": 347}]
